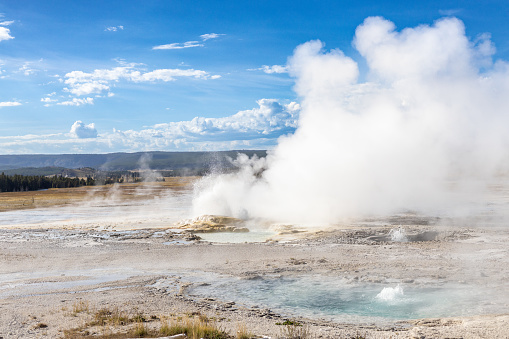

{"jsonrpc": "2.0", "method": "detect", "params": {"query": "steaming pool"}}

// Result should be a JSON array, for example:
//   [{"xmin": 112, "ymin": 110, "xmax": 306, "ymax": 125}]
[
  {"xmin": 2, "ymin": 187, "xmax": 509, "ymax": 327},
  {"xmin": 185, "ymin": 273, "xmax": 502, "ymax": 323},
  {"xmin": 0, "ymin": 261, "xmax": 503, "ymax": 325}
]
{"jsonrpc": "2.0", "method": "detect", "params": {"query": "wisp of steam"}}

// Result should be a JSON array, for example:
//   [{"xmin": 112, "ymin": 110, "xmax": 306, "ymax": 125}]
[{"xmin": 193, "ymin": 16, "xmax": 509, "ymax": 225}]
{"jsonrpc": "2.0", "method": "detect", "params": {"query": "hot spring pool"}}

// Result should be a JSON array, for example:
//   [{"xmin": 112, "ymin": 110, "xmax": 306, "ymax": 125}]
[{"xmin": 186, "ymin": 273, "xmax": 503, "ymax": 323}]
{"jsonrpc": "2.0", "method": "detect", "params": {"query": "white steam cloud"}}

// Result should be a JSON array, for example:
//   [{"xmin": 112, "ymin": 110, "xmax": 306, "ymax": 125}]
[{"xmin": 193, "ymin": 16, "xmax": 509, "ymax": 224}]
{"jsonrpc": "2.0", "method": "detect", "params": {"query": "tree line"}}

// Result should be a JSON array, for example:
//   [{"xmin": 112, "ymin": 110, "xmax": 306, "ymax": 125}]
[{"xmin": 0, "ymin": 173, "xmax": 95, "ymax": 192}]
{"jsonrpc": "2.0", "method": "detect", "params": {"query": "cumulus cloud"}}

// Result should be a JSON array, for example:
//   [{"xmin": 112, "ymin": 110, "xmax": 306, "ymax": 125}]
[
  {"xmin": 192, "ymin": 17, "xmax": 509, "ymax": 225},
  {"xmin": 105, "ymin": 25, "xmax": 124, "ymax": 32},
  {"xmin": 0, "ymin": 26, "xmax": 13, "ymax": 42},
  {"xmin": 151, "ymin": 99, "xmax": 299, "ymax": 139},
  {"xmin": 57, "ymin": 97, "xmax": 94, "ymax": 106},
  {"xmin": 18, "ymin": 62, "xmax": 37, "ymax": 76},
  {"xmin": 64, "ymin": 81, "xmax": 109, "ymax": 96},
  {"xmin": 0, "ymin": 101, "xmax": 21, "ymax": 107},
  {"xmin": 70, "ymin": 121, "xmax": 98, "ymax": 138},
  {"xmin": 133, "ymin": 68, "xmax": 210, "ymax": 81},
  {"xmin": 40, "ymin": 92, "xmax": 57, "ymax": 106},
  {"xmin": 41, "ymin": 97, "xmax": 56, "ymax": 103},
  {"xmin": 103, "ymin": 99, "xmax": 299, "ymax": 151},
  {"xmin": 62, "ymin": 64, "xmax": 218, "ymax": 97},
  {"xmin": 0, "ymin": 99, "xmax": 298, "ymax": 153},
  {"xmin": 260, "ymin": 65, "xmax": 288, "ymax": 74}
]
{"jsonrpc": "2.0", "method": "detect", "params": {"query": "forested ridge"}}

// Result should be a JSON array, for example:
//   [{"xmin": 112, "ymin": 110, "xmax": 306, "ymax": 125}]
[
  {"xmin": 0, "ymin": 173, "xmax": 94, "ymax": 192},
  {"xmin": 0, "ymin": 150, "xmax": 267, "ymax": 171}
]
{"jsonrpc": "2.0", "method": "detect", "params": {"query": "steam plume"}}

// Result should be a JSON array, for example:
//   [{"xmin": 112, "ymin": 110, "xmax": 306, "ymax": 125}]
[{"xmin": 193, "ymin": 17, "xmax": 509, "ymax": 224}]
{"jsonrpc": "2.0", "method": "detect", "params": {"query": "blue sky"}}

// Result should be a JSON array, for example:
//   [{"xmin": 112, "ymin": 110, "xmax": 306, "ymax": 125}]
[{"xmin": 0, "ymin": 0, "xmax": 508, "ymax": 154}]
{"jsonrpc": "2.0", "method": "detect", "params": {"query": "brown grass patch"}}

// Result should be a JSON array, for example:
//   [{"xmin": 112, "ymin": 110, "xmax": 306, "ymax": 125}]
[
  {"xmin": 63, "ymin": 308, "xmax": 231, "ymax": 339},
  {"xmin": 0, "ymin": 177, "xmax": 199, "ymax": 213}
]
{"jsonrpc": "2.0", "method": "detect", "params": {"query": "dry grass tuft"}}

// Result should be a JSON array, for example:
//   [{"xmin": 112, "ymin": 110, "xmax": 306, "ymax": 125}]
[
  {"xmin": 90, "ymin": 307, "xmax": 133, "ymax": 326},
  {"xmin": 71, "ymin": 300, "xmax": 89, "ymax": 315},
  {"xmin": 278, "ymin": 322, "xmax": 313, "ymax": 339},
  {"xmin": 159, "ymin": 314, "xmax": 230, "ymax": 339},
  {"xmin": 63, "ymin": 307, "xmax": 231, "ymax": 339},
  {"xmin": 236, "ymin": 321, "xmax": 253, "ymax": 339}
]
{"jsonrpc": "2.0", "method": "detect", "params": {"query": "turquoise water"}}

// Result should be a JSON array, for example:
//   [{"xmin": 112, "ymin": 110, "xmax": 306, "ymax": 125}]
[{"xmin": 188, "ymin": 274, "xmax": 500, "ymax": 322}]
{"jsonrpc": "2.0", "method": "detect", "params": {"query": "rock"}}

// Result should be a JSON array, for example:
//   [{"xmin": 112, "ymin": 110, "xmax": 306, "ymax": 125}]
[{"xmin": 175, "ymin": 215, "xmax": 249, "ymax": 233}]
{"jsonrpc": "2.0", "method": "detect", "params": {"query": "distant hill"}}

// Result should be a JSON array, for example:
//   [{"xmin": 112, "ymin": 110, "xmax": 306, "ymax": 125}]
[
  {"xmin": 0, "ymin": 167, "xmax": 98, "ymax": 177},
  {"xmin": 0, "ymin": 151, "xmax": 267, "ymax": 175},
  {"xmin": 0, "ymin": 166, "xmax": 70, "ymax": 176}
]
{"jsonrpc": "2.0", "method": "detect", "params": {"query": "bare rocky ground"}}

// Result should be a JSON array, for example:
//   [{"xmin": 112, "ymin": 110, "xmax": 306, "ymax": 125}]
[{"xmin": 1, "ymin": 218, "xmax": 509, "ymax": 338}]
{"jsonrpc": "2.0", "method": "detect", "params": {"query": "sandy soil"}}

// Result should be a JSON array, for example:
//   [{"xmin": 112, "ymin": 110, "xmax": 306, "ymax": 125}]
[{"xmin": 1, "ymin": 183, "xmax": 509, "ymax": 338}]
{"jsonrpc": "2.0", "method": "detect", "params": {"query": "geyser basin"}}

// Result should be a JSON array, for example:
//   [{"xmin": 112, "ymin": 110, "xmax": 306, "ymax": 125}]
[
  {"xmin": 187, "ymin": 274, "xmax": 502, "ymax": 323},
  {"xmin": 197, "ymin": 229, "xmax": 276, "ymax": 243},
  {"xmin": 367, "ymin": 229, "xmax": 440, "ymax": 243},
  {"xmin": 0, "ymin": 190, "xmax": 192, "ymax": 229}
]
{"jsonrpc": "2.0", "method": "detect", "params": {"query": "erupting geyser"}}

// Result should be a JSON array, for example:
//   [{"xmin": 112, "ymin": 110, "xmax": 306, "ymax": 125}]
[
  {"xmin": 376, "ymin": 284, "xmax": 405, "ymax": 302},
  {"xmin": 193, "ymin": 16, "xmax": 509, "ymax": 225}
]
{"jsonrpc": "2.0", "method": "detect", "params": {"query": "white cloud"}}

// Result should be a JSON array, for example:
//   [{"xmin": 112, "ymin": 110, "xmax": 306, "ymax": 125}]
[
  {"xmin": 0, "ymin": 26, "xmax": 13, "ymax": 42},
  {"xmin": 0, "ymin": 20, "xmax": 14, "ymax": 26},
  {"xmin": 70, "ymin": 121, "xmax": 98, "ymax": 138},
  {"xmin": 64, "ymin": 81, "xmax": 110, "ymax": 96},
  {"xmin": 57, "ymin": 97, "xmax": 94, "ymax": 106},
  {"xmin": 101, "ymin": 99, "xmax": 299, "ymax": 151},
  {"xmin": 153, "ymin": 33, "xmax": 224, "ymax": 50},
  {"xmin": 132, "ymin": 68, "xmax": 210, "ymax": 82},
  {"xmin": 62, "ymin": 64, "xmax": 218, "ymax": 97},
  {"xmin": 200, "ymin": 33, "xmax": 224, "ymax": 41},
  {"xmin": 153, "ymin": 41, "xmax": 203, "ymax": 50},
  {"xmin": 0, "ymin": 99, "xmax": 299, "ymax": 153},
  {"xmin": 0, "ymin": 101, "xmax": 21, "ymax": 107},
  {"xmin": 19, "ymin": 62, "xmax": 36, "ymax": 76},
  {"xmin": 105, "ymin": 25, "xmax": 124, "ymax": 32},
  {"xmin": 41, "ymin": 97, "xmax": 57, "ymax": 103},
  {"xmin": 145, "ymin": 99, "xmax": 299, "ymax": 139},
  {"xmin": 41, "ymin": 93, "xmax": 58, "ymax": 106},
  {"xmin": 260, "ymin": 65, "xmax": 288, "ymax": 74}
]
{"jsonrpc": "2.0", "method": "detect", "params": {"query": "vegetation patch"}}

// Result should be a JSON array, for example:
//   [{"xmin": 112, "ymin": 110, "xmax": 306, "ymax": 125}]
[
  {"xmin": 63, "ymin": 307, "xmax": 232, "ymax": 339},
  {"xmin": 276, "ymin": 319, "xmax": 301, "ymax": 326},
  {"xmin": 278, "ymin": 323, "xmax": 311, "ymax": 339}
]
